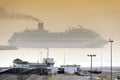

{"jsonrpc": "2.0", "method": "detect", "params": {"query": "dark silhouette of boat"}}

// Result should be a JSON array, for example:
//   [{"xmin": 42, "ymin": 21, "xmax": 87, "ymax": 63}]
[
  {"xmin": 88, "ymin": 70, "xmax": 102, "ymax": 74},
  {"xmin": 0, "ymin": 45, "xmax": 18, "ymax": 50}
]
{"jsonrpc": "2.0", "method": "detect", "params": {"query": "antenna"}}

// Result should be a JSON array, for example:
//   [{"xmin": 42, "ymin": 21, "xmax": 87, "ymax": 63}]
[
  {"xmin": 46, "ymin": 48, "xmax": 49, "ymax": 58},
  {"xmin": 64, "ymin": 52, "xmax": 66, "ymax": 65},
  {"xmin": 40, "ymin": 51, "xmax": 42, "ymax": 63}
]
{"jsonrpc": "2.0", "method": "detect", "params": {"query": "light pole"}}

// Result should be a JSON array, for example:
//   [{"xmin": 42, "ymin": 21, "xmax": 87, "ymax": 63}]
[
  {"xmin": 64, "ymin": 52, "xmax": 66, "ymax": 65},
  {"xmin": 109, "ymin": 39, "xmax": 114, "ymax": 80},
  {"xmin": 40, "ymin": 51, "xmax": 42, "ymax": 63},
  {"xmin": 87, "ymin": 54, "xmax": 96, "ymax": 80},
  {"xmin": 46, "ymin": 48, "xmax": 49, "ymax": 58},
  {"xmin": 101, "ymin": 51, "xmax": 103, "ymax": 80}
]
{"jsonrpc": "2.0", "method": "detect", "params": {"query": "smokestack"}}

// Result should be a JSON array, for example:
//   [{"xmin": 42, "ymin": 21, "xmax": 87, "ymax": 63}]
[{"xmin": 38, "ymin": 22, "xmax": 44, "ymax": 30}]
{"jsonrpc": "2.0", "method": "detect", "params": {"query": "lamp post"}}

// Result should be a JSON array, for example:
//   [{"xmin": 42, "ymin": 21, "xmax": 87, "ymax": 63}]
[
  {"xmin": 109, "ymin": 39, "xmax": 114, "ymax": 80},
  {"xmin": 46, "ymin": 48, "xmax": 49, "ymax": 58},
  {"xmin": 101, "ymin": 51, "xmax": 103, "ymax": 80},
  {"xmin": 87, "ymin": 54, "xmax": 96, "ymax": 80},
  {"xmin": 40, "ymin": 51, "xmax": 42, "ymax": 63},
  {"xmin": 64, "ymin": 52, "xmax": 66, "ymax": 65}
]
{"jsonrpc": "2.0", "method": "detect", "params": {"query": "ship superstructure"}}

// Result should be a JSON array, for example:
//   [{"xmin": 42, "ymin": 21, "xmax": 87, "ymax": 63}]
[{"xmin": 8, "ymin": 23, "xmax": 108, "ymax": 48}]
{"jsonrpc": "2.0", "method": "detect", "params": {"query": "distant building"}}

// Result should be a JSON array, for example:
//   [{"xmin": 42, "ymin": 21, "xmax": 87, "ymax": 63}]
[
  {"xmin": 47, "ymin": 67, "xmax": 58, "ymax": 74},
  {"xmin": 60, "ymin": 65, "xmax": 80, "ymax": 74},
  {"xmin": 43, "ymin": 58, "xmax": 55, "ymax": 67},
  {"xmin": 12, "ymin": 58, "xmax": 82, "ymax": 74},
  {"xmin": 13, "ymin": 58, "xmax": 55, "ymax": 68},
  {"xmin": 12, "ymin": 58, "xmax": 59, "ymax": 74}
]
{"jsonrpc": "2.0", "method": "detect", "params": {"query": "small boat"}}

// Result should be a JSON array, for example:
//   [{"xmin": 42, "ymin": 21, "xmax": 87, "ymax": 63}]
[{"xmin": 0, "ymin": 45, "xmax": 18, "ymax": 50}]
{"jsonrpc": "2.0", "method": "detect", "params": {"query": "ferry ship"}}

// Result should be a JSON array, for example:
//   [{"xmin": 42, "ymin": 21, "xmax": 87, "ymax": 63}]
[
  {"xmin": 0, "ymin": 45, "xmax": 18, "ymax": 50},
  {"xmin": 8, "ymin": 23, "xmax": 108, "ymax": 48}
]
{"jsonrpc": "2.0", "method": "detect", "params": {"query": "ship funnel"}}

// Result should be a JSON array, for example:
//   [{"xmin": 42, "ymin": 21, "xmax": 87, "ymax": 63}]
[{"xmin": 38, "ymin": 23, "xmax": 44, "ymax": 30}]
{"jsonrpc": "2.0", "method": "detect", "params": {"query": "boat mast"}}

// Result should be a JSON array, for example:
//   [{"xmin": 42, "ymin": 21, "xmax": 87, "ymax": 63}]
[{"xmin": 47, "ymin": 48, "xmax": 49, "ymax": 58}]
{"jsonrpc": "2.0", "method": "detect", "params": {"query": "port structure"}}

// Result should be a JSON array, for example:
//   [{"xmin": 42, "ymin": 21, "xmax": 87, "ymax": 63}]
[
  {"xmin": 109, "ymin": 39, "xmax": 114, "ymax": 80},
  {"xmin": 87, "ymin": 54, "xmax": 96, "ymax": 80}
]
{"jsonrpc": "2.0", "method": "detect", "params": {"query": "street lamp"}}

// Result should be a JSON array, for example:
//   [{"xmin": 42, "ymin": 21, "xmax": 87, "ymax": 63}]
[
  {"xmin": 101, "ymin": 51, "xmax": 103, "ymax": 80},
  {"xmin": 45, "ymin": 48, "xmax": 49, "ymax": 58},
  {"xmin": 87, "ymin": 54, "xmax": 96, "ymax": 80},
  {"xmin": 64, "ymin": 52, "xmax": 66, "ymax": 65},
  {"xmin": 109, "ymin": 39, "xmax": 114, "ymax": 80},
  {"xmin": 40, "ymin": 51, "xmax": 42, "ymax": 63}
]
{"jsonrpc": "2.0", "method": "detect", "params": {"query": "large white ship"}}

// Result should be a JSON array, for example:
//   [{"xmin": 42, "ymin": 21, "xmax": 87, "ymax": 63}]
[{"xmin": 8, "ymin": 23, "xmax": 108, "ymax": 48}]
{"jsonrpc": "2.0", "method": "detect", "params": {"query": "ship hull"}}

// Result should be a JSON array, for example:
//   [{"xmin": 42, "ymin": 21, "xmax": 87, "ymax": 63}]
[{"xmin": 9, "ymin": 40, "xmax": 108, "ymax": 48}]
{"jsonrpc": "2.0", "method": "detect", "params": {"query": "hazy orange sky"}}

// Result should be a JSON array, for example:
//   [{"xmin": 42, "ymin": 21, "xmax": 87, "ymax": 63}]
[
  {"xmin": 0, "ymin": 0, "xmax": 120, "ymax": 41},
  {"xmin": 0, "ymin": 0, "xmax": 120, "ymax": 67}
]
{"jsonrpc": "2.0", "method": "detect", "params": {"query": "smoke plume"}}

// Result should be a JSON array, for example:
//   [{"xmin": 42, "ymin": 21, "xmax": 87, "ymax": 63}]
[{"xmin": 0, "ymin": 7, "xmax": 41, "ymax": 22}]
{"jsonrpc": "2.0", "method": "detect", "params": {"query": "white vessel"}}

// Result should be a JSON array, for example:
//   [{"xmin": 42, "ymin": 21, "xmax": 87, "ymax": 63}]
[{"xmin": 8, "ymin": 23, "xmax": 108, "ymax": 48}]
